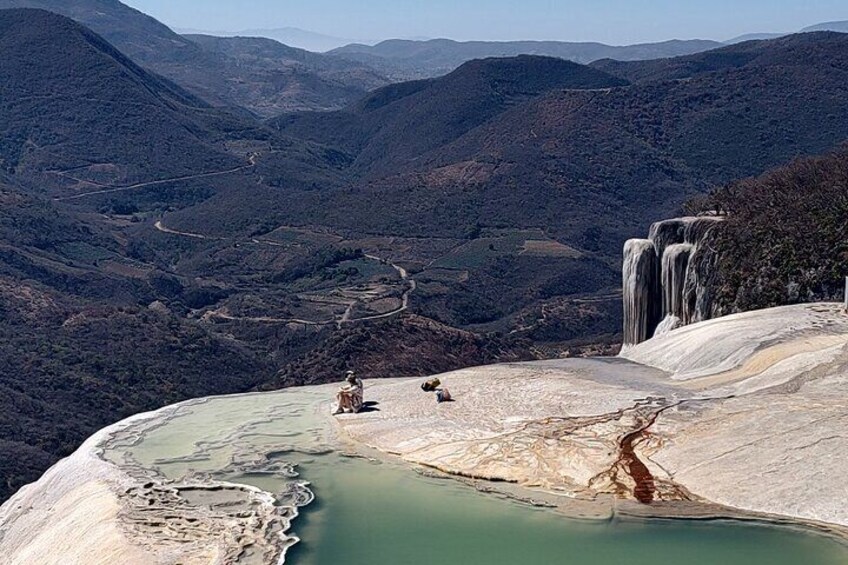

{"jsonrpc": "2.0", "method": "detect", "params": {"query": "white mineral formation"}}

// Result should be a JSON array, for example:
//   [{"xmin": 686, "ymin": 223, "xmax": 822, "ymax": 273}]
[
  {"xmin": 622, "ymin": 238, "xmax": 660, "ymax": 345},
  {"xmin": 339, "ymin": 303, "xmax": 848, "ymax": 534},
  {"xmin": 624, "ymin": 216, "xmax": 723, "ymax": 345},
  {"xmin": 658, "ymin": 242, "xmax": 694, "ymax": 334},
  {"xmin": 0, "ymin": 405, "xmax": 303, "ymax": 565},
  {"xmin": 2, "ymin": 303, "xmax": 847, "ymax": 563}
]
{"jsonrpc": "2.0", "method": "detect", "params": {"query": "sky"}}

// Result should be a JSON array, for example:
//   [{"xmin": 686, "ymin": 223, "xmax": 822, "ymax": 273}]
[{"xmin": 123, "ymin": 0, "xmax": 848, "ymax": 44}]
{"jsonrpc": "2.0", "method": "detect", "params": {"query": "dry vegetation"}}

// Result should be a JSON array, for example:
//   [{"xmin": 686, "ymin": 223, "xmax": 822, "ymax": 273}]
[{"xmin": 697, "ymin": 147, "xmax": 848, "ymax": 312}]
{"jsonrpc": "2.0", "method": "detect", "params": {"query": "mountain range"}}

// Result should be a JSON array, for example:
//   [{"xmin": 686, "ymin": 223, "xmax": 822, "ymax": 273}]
[
  {"xmin": 326, "ymin": 38, "xmax": 725, "ymax": 81},
  {"xmin": 802, "ymin": 20, "xmax": 848, "ymax": 33},
  {"xmin": 726, "ymin": 20, "xmax": 848, "ymax": 44},
  {"xmin": 271, "ymin": 56, "xmax": 628, "ymax": 180},
  {"xmin": 321, "ymin": 20, "xmax": 848, "ymax": 80},
  {"xmin": 173, "ymin": 31, "xmax": 848, "ymax": 346},
  {"xmin": 4, "ymin": 0, "xmax": 846, "ymax": 112},
  {"xmin": 0, "ymin": 0, "xmax": 389, "ymax": 115},
  {"xmin": 177, "ymin": 21, "xmax": 848, "ymax": 81},
  {"xmin": 2, "ymin": 0, "xmax": 848, "ymax": 508},
  {"xmin": 269, "ymin": 32, "xmax": 848, "ymax": 249},
  {"xmin": 0, "ymin": 0, "xmax": 723, "ymax": 113},
  {"xmin": 176, "ymin": 26, "xmax": 368, "ymax": 53}
]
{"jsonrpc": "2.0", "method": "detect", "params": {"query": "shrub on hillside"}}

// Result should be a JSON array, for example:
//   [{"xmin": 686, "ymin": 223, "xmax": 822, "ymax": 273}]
[{"xmin": 696, "ymin": 147, "xmax": 848, "ymax": 312}]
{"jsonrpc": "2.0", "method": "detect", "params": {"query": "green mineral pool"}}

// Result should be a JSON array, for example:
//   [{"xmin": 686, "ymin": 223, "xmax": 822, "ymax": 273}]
[{"xmin": 104, "ymin": 389, "xmax": 848, "ymax": 565}]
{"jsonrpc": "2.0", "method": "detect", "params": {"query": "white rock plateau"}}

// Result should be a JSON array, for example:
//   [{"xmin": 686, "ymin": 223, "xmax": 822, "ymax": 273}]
[
  {"xmin": 1, "ymin": 303, "xmax": 848, "ymax": 563},
  {"xmin": 341, "ymin": 303, "xmax": 848, "ymax": 528}
]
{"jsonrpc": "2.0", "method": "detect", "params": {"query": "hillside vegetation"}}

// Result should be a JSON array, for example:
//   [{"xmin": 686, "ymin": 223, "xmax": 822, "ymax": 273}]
[
  {"xmin": 700, "ymin": 147, "xmax": 848, "ymax": 312},
  {"xmin": 0, "ymin": 9, "xmax": 235, "ymax": 184},
  {"xmin": 164, "ymin": 33, "xmax": 848, "ymax": 353},
  {"xmin": 0, "ymin": 0, "xmax": 389, "ymax": 114},
  {"xmin": 592, "ymin": 31, "xmax": 848, "ymax": 83},
  {"xmin": 0, "ymin": 180, "xmax": 273, "ymax": 502},
  {"xmin": 2, "ymin": 7, "xmax": 848, "ymax": 506},
  {"xmin": 0, "ymin": 9, "xmax": 347, "ymax": 197},
  {"xmin": 272, "ymin": 55, "xmax": 629, "ymax": 179},
  {"xmin": 269, "ymin": 33, "xmax": 848, "ymax": 247}
]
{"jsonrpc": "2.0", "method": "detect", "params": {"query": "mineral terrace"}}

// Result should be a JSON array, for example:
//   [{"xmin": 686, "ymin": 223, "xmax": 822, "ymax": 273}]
[{"xmin": 1, "ymin": 303, "xmax": 847, "ymax": 563}]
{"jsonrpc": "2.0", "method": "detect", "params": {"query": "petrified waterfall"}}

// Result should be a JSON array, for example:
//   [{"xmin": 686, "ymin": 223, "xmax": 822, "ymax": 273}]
[
  {"xmin": 658, "ymin": 243, "xmax": 694, "ymax": 334},
  {"xmin": 622, "ymin": 239, "xmax": 661, "ymax": 345},
  {"xmin": 623, "ymin": 216, "xmax": 724, "ymax": 346}
]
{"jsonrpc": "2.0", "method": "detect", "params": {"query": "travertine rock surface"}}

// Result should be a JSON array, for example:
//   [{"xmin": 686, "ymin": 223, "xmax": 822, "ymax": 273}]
[
  {"xmin": 622, "ymin": 238, "xmax": 661, "ymax": 345},
  {"xmin": 624, "ymin": 216, "xmax": 724, "ymax": 345},
  {"xmin": 0, "ymin": 399, "xmax": 317, "ymax": 565},
  {"xmin": 1, "ymin": 303, "xmax": 847, "ymax": 563},
  {"xmin": 338, "ymin": 303, "xmax": 848, "ymax": 531}
]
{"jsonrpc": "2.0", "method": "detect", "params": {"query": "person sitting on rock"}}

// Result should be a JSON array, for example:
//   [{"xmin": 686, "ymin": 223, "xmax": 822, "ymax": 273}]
[
  {"xmin": 420, "ymin": 377, "xmax": 441, "ymax": 392},
  {"xmin": 421, "ymin": 377, "xmax": 451, "ymax": 403},
  {"xmin": 333, "ymin": 370, "xmax": 364, "ymax": 415}
]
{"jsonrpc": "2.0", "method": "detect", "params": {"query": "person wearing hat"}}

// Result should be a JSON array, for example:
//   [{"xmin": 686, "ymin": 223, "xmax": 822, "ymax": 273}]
[{"xmin": 333, "ymin": 370, "xmax": 364, "ymax": 415}]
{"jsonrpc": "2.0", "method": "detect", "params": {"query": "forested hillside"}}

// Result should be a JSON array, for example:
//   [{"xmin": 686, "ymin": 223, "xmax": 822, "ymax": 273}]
[{"xmin": 697, "ymin": 147, "xmax": 848, "ymax": 313}]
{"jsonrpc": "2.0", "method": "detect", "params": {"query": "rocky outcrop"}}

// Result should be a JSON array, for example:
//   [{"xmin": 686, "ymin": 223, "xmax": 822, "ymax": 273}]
[{"xmin": 623, "ymin": 216, "xmax": 724, "ymax": 346}]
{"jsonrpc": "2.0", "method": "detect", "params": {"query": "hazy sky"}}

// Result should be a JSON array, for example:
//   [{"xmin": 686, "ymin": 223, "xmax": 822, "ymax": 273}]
[{"xmin": 123, "ymin": 0, "xmax": 848, "ymax": 44}]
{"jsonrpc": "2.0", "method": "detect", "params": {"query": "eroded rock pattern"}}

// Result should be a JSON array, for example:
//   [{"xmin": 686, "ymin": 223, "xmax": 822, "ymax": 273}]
[
  {"xmin": 1, "ymin": 303, "xmax": 847, "ymax": 562},
  {"xmin": 339, "ymin": 304, "xmax": 848, "ymax": 536},
  {"xmin": 624, "ymin": 216, "xmax": 724, "ymax": 345}
]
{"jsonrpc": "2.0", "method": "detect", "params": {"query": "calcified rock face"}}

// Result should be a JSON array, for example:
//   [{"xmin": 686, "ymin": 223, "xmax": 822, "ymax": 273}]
[
  {"xmin": 624, "ymin": 216, "xmax": 723, "ymax": 345},
  {"xmin": 661, "ymin": 243, "xmax": 694, "ymax": 328},
  {"xmin": 622, "ymin": 239, "xmax": 661, "ymax": 345}
]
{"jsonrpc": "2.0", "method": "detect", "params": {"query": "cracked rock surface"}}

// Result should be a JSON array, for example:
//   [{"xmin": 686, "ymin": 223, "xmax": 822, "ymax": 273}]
[
  {"xmin": 337, "ymin": 303, "xmax": 848, "ymax": 533},
  {"xmin": 1, "ymin": 303, "xmax": 847, "ymax": 563}
]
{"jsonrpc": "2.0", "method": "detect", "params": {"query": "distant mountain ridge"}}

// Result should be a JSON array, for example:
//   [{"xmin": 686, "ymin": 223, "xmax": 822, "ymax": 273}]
[
  {"xmin": 269, "ymin": 32, "xmax": 848, "ymax": 252},
  {"xmin": 724, "ymin": 19, "xmax": 848, "ymax": 45},
  {"xmin": 177, "ymin": 26, "xmax": 367, "ymax": 52},
  {"xmin": 591, "ymin": 31, "xmax": 848, "ymax": 83},
  {"xmin": 182, "ymin": 34, "xmax": 388, "ymax": 115},
  {"xmin": 725, "ymin": 32, "xmax": 787, "ymax": 44},
  {"xmin": 0, "ymin": 0, "xmax": 389, "ymax": 115},
  {"xmin": 271, "ymin": 55, "xmax": 628, "ymax": 179},
  {"xmin": 802, "ymin": 20, "xmax": 848, "ymax": 33},
  {"xmin": 327, "ymin": 37, "xmax": 724, "ymax": 80},
  {"xmin": 3, "ymin": 0, "xmax": 845, "ymax": 115}
]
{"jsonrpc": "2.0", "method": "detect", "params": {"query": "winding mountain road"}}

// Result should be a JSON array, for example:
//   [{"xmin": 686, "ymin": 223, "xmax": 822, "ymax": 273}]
[
  {"xmin": 52, "ymin": 154, "xmax": 259, "ymax": 202},
  {"xmin": 153, "ymin": 219, "xmax": 417, "ymax": 327},
  {"xmin": 359, "ymin": 254, "xmax": 417, "ymax": 322},
  {"xmin": 203, "ymin": 311, "xmax": 334, "ymax": 326},
  {"xmin": 153, "ymin": 220, "xmax": 220, "ymax": 240}
]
